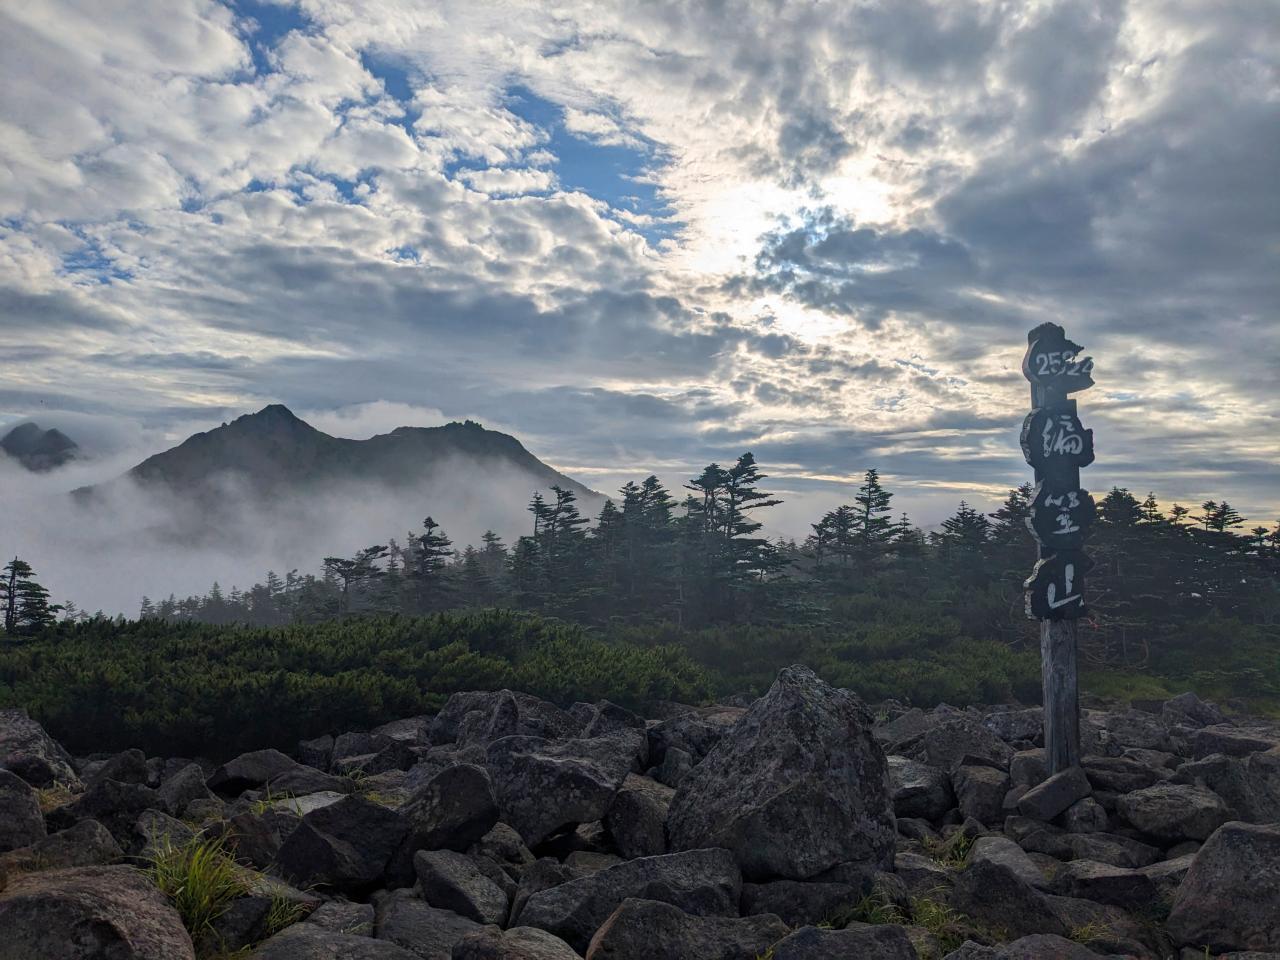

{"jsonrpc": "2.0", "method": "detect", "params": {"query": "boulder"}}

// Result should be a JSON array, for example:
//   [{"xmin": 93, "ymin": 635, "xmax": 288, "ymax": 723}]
[
  {"xmin": 768, "ymin": 923, "xmax": 917, "ymax": 960},
  {"xmin": 1010, "ymin": 750, "xmax": 1048, "ymax": 790},
  {"xmin": 982, "ymin": 707, "xmax": 1044, "ymax": 744},
  {"xmin": 515, "ymin": 848, "xmax": 741, "ymax": 954},
  {"xmin": 1016, "ymin": 767, "xmax": 1091, "ymax": 822},
  {"xmin": 650, "ymin": 746, "xmax": 693, "ymax": 788},
  {"xmin": 969, "ymin": 836, "xmax": 1047, "ymax": 890},
  {"xmin": 0, "ymin": 768, "xmax": 45, "ymax": 853},
  {"xmin": 1015, "ymin": 825, "xmax": 1160, "ymax": 869},
  {"xmin": 604, "ymin": 774, "xmax": 673, "ymax": 860},
  {"xmin": 1192, "ymin": 725, "xmax": 1278, "ymax": 760},
  {"xmin": 374, "ymin": 716, "xmax": 434, "ymax": 746},
  {"xmin": 131, "ymin": 808, "xmax": 196, "ymax": 858},
  {"xmin": 646, "ymin": 709, "xmax": 742, "ymax": 767},
  {"xmin": 157, "ymin": 762, "xmax": 215, "ymax": 817},
  {"xmin": 1059, "ymin": 797, "xmax": 1108, "ymax": 833},
  {"xmin": 0, "ymin": 818, "xmax": 122, "ymax": 878},
  {"xmin": 1166, "ymin": 821, "xmax": 1280, "ymax": 952},
  {"xmin": 1174, "ymin": 749, "xmax": 1280, "ymax": 824},
  {"xmin": 299, "ymin": 734, "xmax": 336, "ymax": 770},
  {"xmin": 64, "ymin": 778, "xmax": 164, "ymax": 845},
  {"xmin": 223, "ymin": 807, "xmax": 301, "ymax": 870},
  {"xmin": 1081, "ymin": 756, "xmax": 1163, "ymax": 794},
  {"xmin": 888, "ymin": 756, "xmax": 954, "ymax": 821},
  {"xmin": 1098, "ymin": 710, "xmax": 1171, "ymax": 752},
  {"xmin": 997, "ymin": 934, "xmax": 1108, "ymax": 959},
  {"xmin": 374, "ymin": 890, "xmax": 489, "ymax": 960},
  {"xmin": 952, "ymin": 764, "xmax": 1010, "ymax": 825},
  {"xmin": 207, "ymin": 748, "xmax": 301, "ymax": 795},
  {"xmin": 513, "ymin": 858, "xmax": 579, "ymax": 919},
  {"xmin": 405, "ymin": 764, "xmax": 500, "ymax": 852},
  {"xmin": 432, "ymin": 691, "xmax": 580, "ymax": 748},
  {"xmin": 485, "ymin": 736, "xmax": 633, "ymax": 847},
  {"xmin": 0, "ymin": 864, "xmax": 195, "ymax": 960},
  {"xmin": 1052, "ymin": 859, "xmax": 1157, "ymax": 910},
  {"xmin": 1162, "ymin": 692, "xmax": 1225, "ymax": 729},
  {"xmin": 470, "ymin": 822, "xmax": 535, "ymax": 870},
  {"xmin": 256, "ymin": 921, "xmax": 419, "ymax": 958},
  {"xmin": 83, "ymin": 748, "xmax": 149, "ymax": 789},
  {"xmin": 0, "ymin": 707, "xmax": 78, "ymax": 787},
  {"xmin": 950, "ymin": 858, "xmax": 1067, "ymax": 940},
  {"xmin": 415, "ymin": 849, "xmax": 510, "ymax": 925},
  {"xmin": 666, "ymin": 665, "xmax": 895, "ymax": 881},
  {"xmin": 585, "ymin": 897, "xmax": 787, "ymax": 959},
  {"xmin": 274, "ymin": 795, "xmax": 409, "ymax": 892},
  {"xmin": 308, "ymin": 900, "xmax": 376, "ymax": 934},
  {"xmin": 1116, "ymin": 782, "xmax": 1230, "ymax": 840},
  {"xmin": 455, "ymin": 925, "xmax": 582, "ymax": 959},
  {"xmin": 914, "ymin": 717, "xmax": 1014, "ymax": 773}
]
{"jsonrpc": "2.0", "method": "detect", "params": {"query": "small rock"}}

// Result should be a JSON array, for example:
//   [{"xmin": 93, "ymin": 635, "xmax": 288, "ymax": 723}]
[
  {"xmin": 298, "ymin": 734, "xmax": 335, "ymax": 770},
  {"xmin": 1017, "ymin": 766, "xmax": 1091, "ymax": 822},
  {"xmin": 274, "ymin": 795, "xmax": 410, "ymax": 892}
]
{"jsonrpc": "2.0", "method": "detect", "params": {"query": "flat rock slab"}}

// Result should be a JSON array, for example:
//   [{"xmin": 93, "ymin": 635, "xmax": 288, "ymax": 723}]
[
  {"xmin": 1017, "ymin": 766, "xmax": 1091, "ymax": 821},
  {"xmin": 415, "ymin": 849, "xmax": 509, "ymax": 925},
  {"xmin": 1116, "ymin": 782, "xmax": 1230, "ymax": 840},
  {"xmin": 585, "ymin": 897, "xmax": 787, "ymax": 959},
  {"xmin": 0, "ymin": 864, "xmax": 195, "ymax": 960}
]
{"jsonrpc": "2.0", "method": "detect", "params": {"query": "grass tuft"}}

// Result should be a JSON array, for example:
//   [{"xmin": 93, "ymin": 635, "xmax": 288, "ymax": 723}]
[{"xmin": 148, "ymin": 834, "xmax": 248, "ymax": 939}]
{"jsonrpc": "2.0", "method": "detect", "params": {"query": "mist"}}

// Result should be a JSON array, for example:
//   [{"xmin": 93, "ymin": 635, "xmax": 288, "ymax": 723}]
[{"xmin": 0, "ymin": 447, "xmax": 580, "ymax": 617}]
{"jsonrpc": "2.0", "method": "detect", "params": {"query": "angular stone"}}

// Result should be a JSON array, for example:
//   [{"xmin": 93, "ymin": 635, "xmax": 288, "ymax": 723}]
[
  {"xmin": 667, "ymin": 665, "xmax": 895, "ymax": 881},
  {"xmin": 415, "ymin": 849, "xmax": 509, "ymax": 925},
  {"xmin": 970, "ymin": 836, "xmax": 1047, "ymax": 890},
  {"xmin": 982, "ymin": 707, "xmax": 1044, "ymax": 743},
  {"xmin": 0, "ymin": 707, "xmax": 78, "ymax": 787},
  {"xmin": 64, "ymin": 778, "xmax": 164, "ymax": 845},
  {"xmin": 1015, "ymin": 826, "xmax": 1160, "ymax": 869},
  {"xmin": 0, "ymin": 818, "xmax": 122, "ymax": 878},
  {"xmin": 299, "ymin": 734, "xmax": 335, "ymax": 770},
  {"xmin": 646, "ymin": 709, "xmax": 742, "ymax": 767},
  {"xmin": 308, "ymin": 900, "xmax": 376, "ymax": 935},
  {"xmin": 953, "ymin": 764, "xmax": 1010, "ymax": 825},
  {"xmin": 1053, "ymin": 859, "xmax": 1157, "ymax": 909},
  {"xmin": 374, "ymin": 890, "xmax": 489, "ymax": 960},
  {"xmin": 1161, "ymin": 693, "xmax": 1225, "ymax": 729},
  {"xmin": 223, "ymin": 807, "xmax": 301, "ymax": 870},
  {"xmin": 433, "ymin": 691, "xmax": 581, "ymax": 749},
  {"xmin": 888, "ymin": 756, "xmax": 954, "ymax": 821},
  {"xmin": 405, "ymin": 763, "xmax": 500, "ymax": 852},
  {"xmin": 605, "ymin": 774, "xmax": 673, "ymax": 860},
  {"xmin": 157, "ymin": 762, "xmax": 215, "ymax": 817},
  {"xmin": 1060, "ymin": 797, "xmax": 1108, "ymax": 833},
  {"xmin": 515, "ymin": 849, "xmax": 741, "ymax": 954},
  {"xmin": 132, "ymin": 808, "xmax": 196, "ymax": 858},
  {"xmin": 1010, "ymin": 750, "xmax": 1048, "ymax": 790},
  {"xmin": 997, "ymin": 934, "xmax": 1108, "ymax": 959},
  {"xmin": 1192, "ymin": 726, "xmax": 1278, "ymax": 760},
  {"xmin": 0, "ymin": 768, "xmax": 44, "ymax": 853},
  {"xmin": 769, "ymin": 923, "xmax": 917, "ymax": 960},
  {"xmin": 513, "ymin": 858, "xmax": 579, "ymax": 919},
  {"xmin": 650, "ymin": 746, "xmax": 693, "ymax": 788},
  {"xmin": 455, "ymin": 925, "xmax": 582, "ymax": 959},
  {"xmin": 470, "ymin": 822, "xmax": 535, "ymax": 869},
  {"xmin": 585, "ymin": 897, "xmax": 788, "ymax": 960},
  {"xmin": 274, "ymin": 795, "xmax": 409, "ymax": 892},
  {"xmin": 1116, "ymin": 782, "xmax": 1230, "ymax": 840},
  {"xmin": 256, "ymin": 921, "xmax": 419, "ymax": 958},
  {"xmin": 1098, "ymin": 710, "xmax": 1171, "ymax": 752},
  {"xmin": 1166, "ymin": 822, "xmax": 1280, "ymax": 952},
  {"xmin": 951, "ymin": 858, "xmax": 1067, "ymax": 940},
  {"xmin": 0, "ymin": 864, "xmax": 195, "ymax": 959},
  {"xmin": 1017, "ymin": 766, "xmax": 1091, "ymax": 821},
  {"xmin": 1175, "ymin": 749, "xmax": 1280, "ymax": 824},
  {"xmin": 915, "ymin": 717, "xmax": 1014, "ymax": 773},
  {"xmin": 486, "ymin": 736, "xmax": 632, "ymax": 847},
  {"xmin": 208, "ymin": 748, "xmax": 302, "ymax": 794},
  {"xmin": 1081, "ymin": 756, "xmax": 1163, "ymax": 794}
]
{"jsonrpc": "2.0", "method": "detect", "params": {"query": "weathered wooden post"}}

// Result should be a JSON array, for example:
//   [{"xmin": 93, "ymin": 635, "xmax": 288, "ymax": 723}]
[{"xmin": 1021, "ymin": 324, "xmax": 1095, "ymax": 774}]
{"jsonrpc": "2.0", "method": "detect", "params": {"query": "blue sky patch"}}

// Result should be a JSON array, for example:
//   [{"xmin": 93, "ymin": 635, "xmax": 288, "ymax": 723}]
[{"xmin": 228, "ymin": 0, "xmax": 312, "ymax": 77}]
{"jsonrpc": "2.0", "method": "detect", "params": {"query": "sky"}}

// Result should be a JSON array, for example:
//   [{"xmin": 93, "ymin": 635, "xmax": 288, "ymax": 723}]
[{"xmin": 1, "ymin": 0, "xmax": 1278, "ymax": 544}]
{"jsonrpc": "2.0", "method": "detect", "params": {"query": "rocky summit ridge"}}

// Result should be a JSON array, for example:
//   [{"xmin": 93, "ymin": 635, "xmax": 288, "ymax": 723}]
[{"xmin": 0, "ymin": 666, "xmax": 1278, "ymax": 959}]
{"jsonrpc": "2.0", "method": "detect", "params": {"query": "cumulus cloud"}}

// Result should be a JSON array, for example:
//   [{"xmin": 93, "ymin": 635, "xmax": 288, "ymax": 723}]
[{"xmin": 0, "ymin": 0, "xmax": 1276, "ymax": 598}]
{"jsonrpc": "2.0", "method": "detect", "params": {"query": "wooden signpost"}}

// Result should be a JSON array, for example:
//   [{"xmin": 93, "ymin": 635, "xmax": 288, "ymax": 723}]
[{"xmin": 1021, "ymin": 323, "xmax": 1095, "ymax": 774}]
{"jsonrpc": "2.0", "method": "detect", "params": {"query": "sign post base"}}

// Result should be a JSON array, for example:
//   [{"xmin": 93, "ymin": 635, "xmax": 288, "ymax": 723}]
[{"xmin": 1041, "ymin": 618, "xmax": 1081, "ymax": 774}]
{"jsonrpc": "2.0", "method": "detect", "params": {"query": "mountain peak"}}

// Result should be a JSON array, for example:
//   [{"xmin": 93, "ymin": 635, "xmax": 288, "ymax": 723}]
[{"xmin": 1, "ymin": 421, "xmax": 80, "ymax": 472}]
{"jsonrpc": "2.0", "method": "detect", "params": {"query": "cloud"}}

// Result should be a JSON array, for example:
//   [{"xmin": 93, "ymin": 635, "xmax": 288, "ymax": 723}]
[{"xmin": 0, "ymin": 0, "xmax": 1276, "ymax": 607}]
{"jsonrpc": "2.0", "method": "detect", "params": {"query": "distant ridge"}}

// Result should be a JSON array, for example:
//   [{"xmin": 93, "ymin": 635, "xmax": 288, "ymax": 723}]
[
  {"xmin": 75, "ymin": 404, "xmax": 601, "ymax": 505},
  {"xmin": 0, "ymin": 422, "xmax": 79, "ymax": 472}
]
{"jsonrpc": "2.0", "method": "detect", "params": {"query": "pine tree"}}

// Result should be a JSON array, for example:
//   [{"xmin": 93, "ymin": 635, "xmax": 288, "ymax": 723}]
[
  {"xmin": 1, "ymin": 557, "xmax": 61, "ymax": 636},
  {"xmin": 322, "ymin": 544, "xmax": 389, "ymax": 615},
  {"xmin": 852, "ymin": 468, "xmax": 895, "ymax": 554},
  {"xmin": 408, "ymin": 518, "xmax": 454, "ymax": 613}
]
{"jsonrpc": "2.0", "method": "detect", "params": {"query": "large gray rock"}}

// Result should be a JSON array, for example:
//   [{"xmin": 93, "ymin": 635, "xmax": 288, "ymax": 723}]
[
  {"xmin": 375, "ymin": 890, "xmax": 490, "ymax": 960},
  {"xmin": 64, "ymin": 777, "xmax": 164, "ymax": 846},
  {"xmin": 1162, "ymin": 692, "xmax": 1226, "ymax": 729},
  {"xmin": 1098, "ymin": 710, "xmax": 1171, "ymax": 752},
  {"xmin": 996, "ymin": 934, "xmax": 1109, "ymax": 959},
  {"xmin": 1014, "ymin": 824, "xmax": 1160, "ymax": 869},
  {"xmin": 515, "ymin": 849, "xmax": 741, "ymax": 954},
  {"xmin": 486, "ymin": 736, "xmax": 633, "ymax": 847},
  {"xmin": 1166, "ymin": 822, "xmax": 1280, "ymax": 952},
  {"xmin": 769, "ymin": 923, "xmax": 917, "ymax": 960},
  {"xmin": 604, "ymin": 775, "xmax": 672, "ymax": 860},
  {"xmin": 1116, "ymin": 782, "xmax": 1230, "ymax": 840},
  {"xmin": 455, "ymin": 925, "xmax": 582, "ymax": 959},
  {"xmin": 585, "ymin": 897, "xmax": 787, "ymax": 960},
  {"xmin": 646, "ymin": 709, "xmax": 743, "ymax": 768},
  {"xmin": 415, "ymin": 849, "xmax": 510, "ymax": 925},
  {"xmin": 256, "ymin": 921, "xmax": 419, "ymax": 958},
  {"xmin": 0, "ymin": 708, "xmax": 78, "ymax": 787},
  {"xmin": 274, "ymin": 794, "xmax": 410, "ymax": 892},
  {"xmin": 1191, "ymin": 725, "xmax": 1279, "ymax": 759},
  {"xmin": 207, "ymin": 748, "xmax": 301, "ymax": 794},
  {"xmin": 952, "ymin": 763, "xmax": 1009, "ymax": 825},
  {"xmin": 951, "ymin": 858, "xmax": 1067, "ymax": 940},
  {"xmin": 0, "ymin": 864, "xmax": 195, "ymax": 960},
  {"xmin": 888, "ymin": 756, "xmax": 953, "ymax": 821},
  {"xmin": 982, "ymin": 707, "xmax": 1044, "ymax": 743},
  {"xmin": 0, "ymin": 768, "xmax": 44, "ymax": 852},
  {"xmin": 740, "ymin": 878, "xmax": 868, "ymax": 927},
  {"xmin": 1081, "ymin": 756, "xmax": 1163, "ymax": 794},
  {"xmin": 157, "ymin": 762, "xmax": 216, "ymax": 817},
  {"xmin": 666, "ymin": 665, "xmax": 895, "ymax": 881},
  {"xmin": 1052, "ymin": 859, "xmax": 1157, "ymax": 910},
  {"xmin": 405, "ymin": 764, "xmax": 500, "ymax": 852},
  {"xmin": 914, "ymin": 716, "xmax": 1014, "ymax": 773},
  {"xmin": 969, "ymin": 836, "xmax": 1047, "ymax": 890}
]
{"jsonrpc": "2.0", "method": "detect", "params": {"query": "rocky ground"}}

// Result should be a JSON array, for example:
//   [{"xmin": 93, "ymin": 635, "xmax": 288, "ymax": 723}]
[{"xmin": 0, "ymin": 665, "xmax": 1277, "ymax": 959}]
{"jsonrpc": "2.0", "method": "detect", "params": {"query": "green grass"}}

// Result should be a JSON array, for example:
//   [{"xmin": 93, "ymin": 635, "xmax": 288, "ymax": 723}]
[
  {"xmin": 922, "ymin": 831, "xmax": 974, "ymax": 869},
  {"xmin": 147, "ymin": 835, "xmax": 248, "ymax": 942}
]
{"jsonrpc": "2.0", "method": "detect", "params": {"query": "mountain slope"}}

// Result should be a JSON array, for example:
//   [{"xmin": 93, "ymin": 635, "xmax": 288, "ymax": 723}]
[
  {"xmin": 0, "ymin": 422, "xmax": 79, "ymax": 472},
  {"xmin": 79, "ymin": 404, "xmax": 602, "ymax": 506}
]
